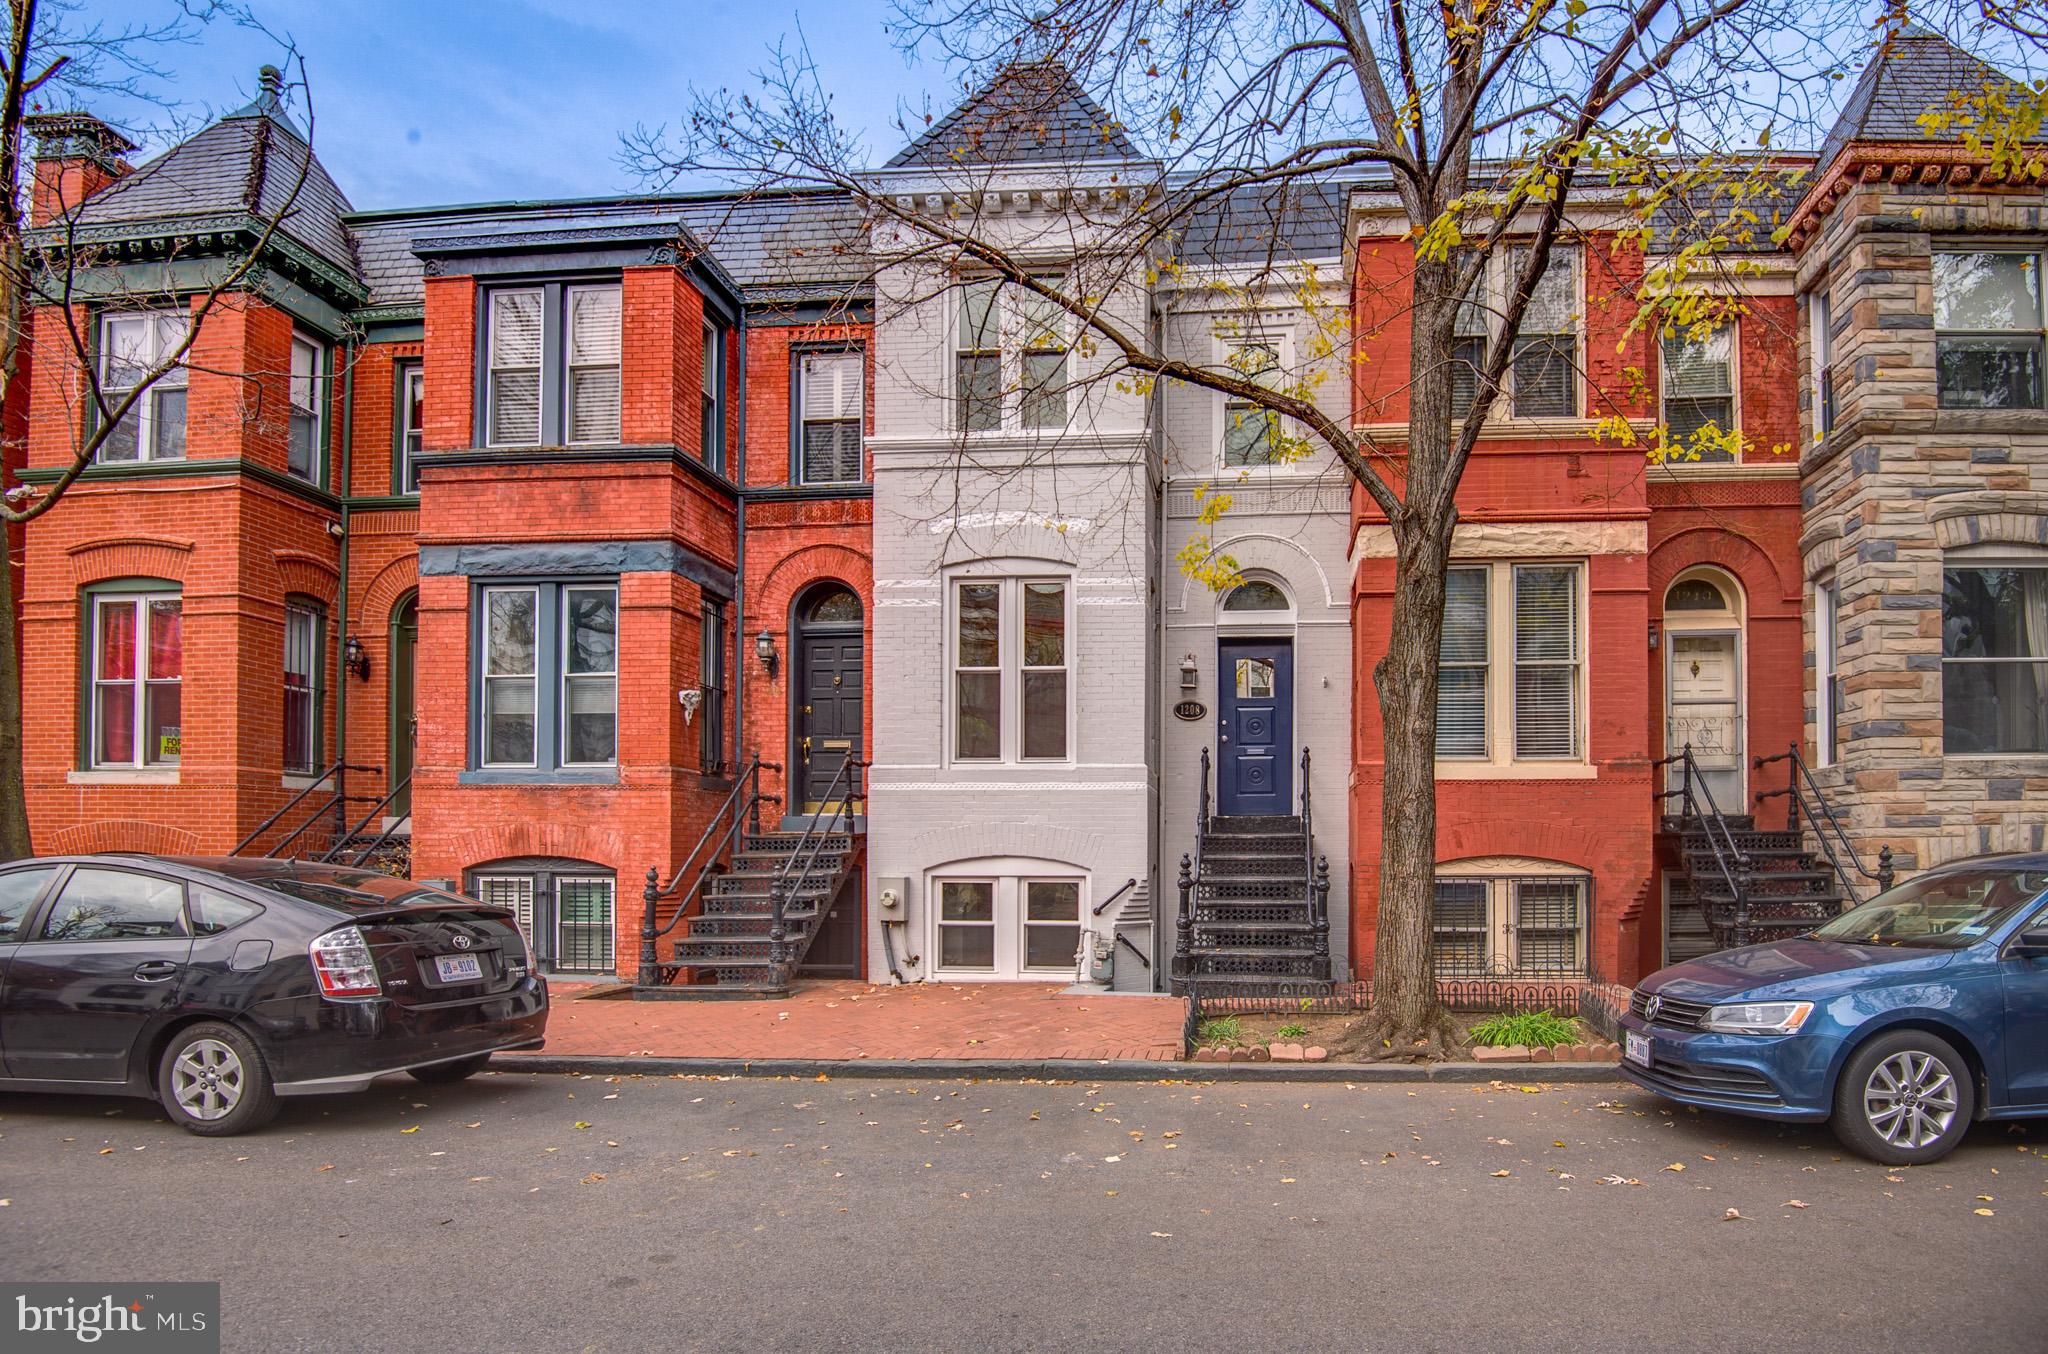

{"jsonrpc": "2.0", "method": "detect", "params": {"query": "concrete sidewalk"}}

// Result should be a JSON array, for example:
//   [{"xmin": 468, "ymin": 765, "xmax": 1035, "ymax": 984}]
[{"xmin": 503, "ymin": 978, "xmax": 1188, "ymax": 1063}]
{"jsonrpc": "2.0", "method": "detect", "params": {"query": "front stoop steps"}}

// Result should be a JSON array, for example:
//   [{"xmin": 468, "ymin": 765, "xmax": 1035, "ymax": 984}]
[
  {"xmin": 1664, "ymin": 812, "xmax": 1846, "ymax": 948},
  {"xmin": 1175, "ymin": 814, "xmax": 1331, "ymax": 993},
  {"xmin": 648, "ymin": 831, "xmax": 862, "ymax": 997}
]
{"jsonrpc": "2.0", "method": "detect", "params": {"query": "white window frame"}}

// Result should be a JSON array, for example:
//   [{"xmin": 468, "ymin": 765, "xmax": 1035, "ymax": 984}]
[
  {"xmin": 563, "ymin": 284, "xmax": 623, "ymax": 446},
  {"xmin": 1432, "ymin": 866, "xmax": 1589, "ymax": 977},
  {"xmin": 1931, "ymin": 246, "xmax": 2046, "ymax": 411},
  {"xmin": 96, "ymin": 310, "xmax": 189, "ymax": 463},
  {"xmin": 1940, "ymin": 554, "xmax": 2048, "ymax": 757},
  {"xmin": 288, "ymin": 333, "xmax": 324, "ymax": 483},
  {"xmin": 929, "ymin": 867, "xmax": 1090, "ymax": 979},
  {"xmin": 948, "ymin": 576, "xmax": 1074, "ymax": 766},
  {"xmin": 480, "ymin": 585, "xmax": 541, "ymax": 769},
  {"xmin": 797, "ymin": 347, "xmax": 865, "ymax": 485},
  {"xmin": 1810, "ymin": 285, "xmax": 1835, "ymax": 439},
  {"xmin": 1815, "ymin": 575, "xmax": 1841, "ymax": 768},
  {"xmin": 1434, "ymin": 562, "xmax": 1587, "ymax": 772},
  {"xmin": 1451, "ymin": 245, "xmax": 1582, "ymax": 421},
  {"xmin": 953, "ymin": 275, "xmax": 1069, "ymax": 434},
  {"xmin": 1215, "ymin": 332, "xmax": 1295, "ymax": 471},
  {"xmin": 700, "ymin": 319, "xmax": 723, "ymax": 467},
  {"xmin": 398, "ymin": 363, "xmax": 425, "ymax": 493},
  {"xmin": 486, "ymin": 287, "xmax": 545, "ymax": 448},
  {"xmin": 558, "ymin": 584, "xmax": 619, "ymax": 769},
  {"xmin": 1659, "ymin": 321, "xmax": 1741, "ymax": 462},
  {"xmin": 89, "ymin": 590, "xmax": 182, "ymax": 770}
]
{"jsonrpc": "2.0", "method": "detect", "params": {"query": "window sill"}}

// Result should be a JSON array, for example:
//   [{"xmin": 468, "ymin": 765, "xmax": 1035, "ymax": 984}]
[
  {"xmin": 68, "ymin": 769, "xmax": 180, "ymax": 786},
  {"xmin": 1434, "ymin": 761, "xmax": 1599, "ymax": 781},
  {"xmin": 282, "ymin": 774, "xmax": 335, "ymax": 792},
  {"xmin": 459, "ymin": 769, "xmax": 621, "ymax": 787}
]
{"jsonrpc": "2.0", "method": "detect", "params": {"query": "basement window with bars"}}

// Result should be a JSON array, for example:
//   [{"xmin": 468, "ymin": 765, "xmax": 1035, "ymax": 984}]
[
  {"xmin": 97, "ymin": 310, "xmax": 188, "ymax": 463},
  {"xmin": 797, "ymin": 349, "xmax": 864, "ymax": 484},
  {"xmin": 1433, "ymin": 872, "xmax": 1589, "ymax": 977},
  {"xmin": 1434, "ymin": 563, "xmax": 1584, "ymax": 766},
  {"xmin": 471, "ymin": 867, "xmax": 616, "ymax": 974},
  {"xmin": 483, "ymin": 283, "xmax": 622, "ymax": 447},
  {"xmin": 1660, "ymin": 325, "xmax": 1737, "ymax": 460}
]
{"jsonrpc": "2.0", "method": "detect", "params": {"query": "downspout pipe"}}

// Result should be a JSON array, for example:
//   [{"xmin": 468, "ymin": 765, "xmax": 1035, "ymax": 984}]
[
  {"xmin": 732, "ymin": 316, "xmax": 747, "ymax": 787},
  {"xmin": 334, "ymin": 344, "xmax": 356, "ymax": 845}
]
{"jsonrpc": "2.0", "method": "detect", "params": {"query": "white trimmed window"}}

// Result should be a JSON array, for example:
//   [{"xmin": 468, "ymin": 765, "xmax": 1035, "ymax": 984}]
[
  {"xmin": 932, "ymin": 869, "xmax": 1087, "ymax": 977},
  {"xmin": 481, "ymin": 587, "xmax": 540, "ymax": 767},
  {"xmin": 560, "ymin": 585, "xmax": 618, "ymax": 767},
  {"xmin": 1433, "ymin": 865, "xmax": 1589, "ymax": 977},
  {"xmin": 954, "ymin": 276, "xmax": 1068, "ymax": 432},
  {"xmin": 951, "ymin": 577, "xmax": 1070, "ymax": 763},
  {"xmin": 700, "ymin": 320, "xmax": 724, "ymax": 468},
  {"xmin": 397, "ymin": 363, "xmax": 425, "ymax": 493},
  {"xmin": 1450, "ymin": 245, "xmax": 1580, "ymax": 419},
  {"xmin": 98, "ymin": 311, "xmax": 188, "ymax": 462},
  {"xmin": 1221, "ymin": 340, "xmax": 1285, "ymax": 467},
  {"xmin": 1810, "ymin": 286, "xmax": 1836, "ymax": 437},
  {"xmin": 798, "ymin": 349, "xmax": 864, "ymax": 484},
  {"xmin": 484, "ymin": 283, "xmax": 623, "ymax": 447},
  {"xmin": 283, "ymin": 603, "xmax": 322, "ymax": 775},
  {"xmin": 1660, "ymin": 324, "xmax": 1737, "ymax": 460},
  {"xmin": 1434, "ymin": 562, "xmax": 1584, "ymax": 765},
  {"xmin": 1942, "ymin": 561, "xmax": 2048, "ymax": 755},
  {"xmin": 1815, "ymin": 576, "xmax": 1842, "ymax": 767},
  {"xmin": 90, "ymin": 591, "xmax": 182, "ymax": 769},
  {"xmin": 1933, "ymin": 249, "xmax": 2044, "ymax": 410},
  {"xmin": 288, "ymin": 334, "xmax": 324, "ymax": 482}
]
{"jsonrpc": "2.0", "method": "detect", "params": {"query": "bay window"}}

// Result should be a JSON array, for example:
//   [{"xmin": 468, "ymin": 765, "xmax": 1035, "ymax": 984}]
[
  {"xmin": 1660, "ymin": 325, "xmax": 1737, "ymax": 459},
  {"xmin": 952, "ymin": 577, "xmax": 1070, "ymax": 763},
  {"xmin": 475, "ymin": 582, "xmax": 617, "ymax": 774},
  {"xmin": 483, "ymin": 282, "xmax": 622, "ymax": 447},
  {"xmin": 1433, "ymin": 562, "xmax": 1584, "ymax": 766},
  {"xmin": 1816, "ymin": 577, "xmax": 1842, "ymax": 767},
  {"xmin": 1942, "ymin": 563, "xmax": 2048, "ymax": 755},
  {"xmin": 1934, "ymin": 249, "xmax": 2044, "ymax": 409},
  {"xmin": 288, "ymin": 335, "xmax": 323, "ymax": 482},
  {"xmin": 98, "ymin": 311, "xmax": 188, "ymax": 462},
  {"xmin": 90, "ymin": 591, "xmax": 182, "ymax": 769},
  {"xmin": 798, "ymin": 349, "xmax": 864, "ymax": 484}
]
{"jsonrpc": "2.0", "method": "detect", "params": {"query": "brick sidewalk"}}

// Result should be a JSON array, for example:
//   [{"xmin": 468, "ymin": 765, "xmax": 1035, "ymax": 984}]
[{"xmin": 502, "ymin": 980, "xmax": 1188, "ymax": 1062}]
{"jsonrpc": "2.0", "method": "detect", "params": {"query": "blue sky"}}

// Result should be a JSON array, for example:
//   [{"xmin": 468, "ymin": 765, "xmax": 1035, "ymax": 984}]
[{"xmin": 77, "ymin": 1, "xmax": 942, "ymax": 209}]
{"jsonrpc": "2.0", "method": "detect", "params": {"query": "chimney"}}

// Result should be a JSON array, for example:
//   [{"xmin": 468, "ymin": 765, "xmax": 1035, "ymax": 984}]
[{"xmin": 25, "ymin": 112, "xmax": 137, "ymax": 226}]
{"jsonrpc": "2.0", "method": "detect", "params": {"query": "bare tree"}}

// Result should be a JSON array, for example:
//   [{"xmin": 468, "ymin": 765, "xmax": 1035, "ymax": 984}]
[
  {"xmin": 638, "ymin": 1, "xmax": 1887, "ymax": 1052},
  {"xmin": 0, "ymin": 0, "xmax": 317, "ymax": 860}
]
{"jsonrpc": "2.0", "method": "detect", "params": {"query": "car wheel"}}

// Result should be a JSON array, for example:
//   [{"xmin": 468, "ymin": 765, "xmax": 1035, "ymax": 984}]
[
  {"xmin": 407, "ymin": 1053, "xmax": 493, "ymax": 1084},
  {"xmin": 1831, "ymin": 1029, "xmax": 1975, "ymax": 1166},
  {"xmin": 157, "ymin": 1022, "xmax": 280, "ymax": 1137}
]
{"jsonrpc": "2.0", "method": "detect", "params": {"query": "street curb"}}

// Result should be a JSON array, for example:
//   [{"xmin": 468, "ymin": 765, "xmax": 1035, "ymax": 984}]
[{"xmin": 493, "ymin": 1053, "xmax": 1627, "ymax": 1084}]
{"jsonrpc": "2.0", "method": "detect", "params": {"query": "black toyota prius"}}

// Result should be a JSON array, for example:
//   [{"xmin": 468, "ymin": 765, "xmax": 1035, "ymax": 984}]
[{"xmin": 0, "ymin": 856, "xmax": 548, "ymax": 1135}]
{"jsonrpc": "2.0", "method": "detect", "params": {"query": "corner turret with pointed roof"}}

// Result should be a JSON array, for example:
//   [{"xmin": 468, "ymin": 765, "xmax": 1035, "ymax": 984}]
[
  {"xmin": 33, "ymin": 64, "xmax": 365, "ymax": 306},
  {"xmin": 886, "ymin": 60, "xmax": 1141, "ymax": 169}
]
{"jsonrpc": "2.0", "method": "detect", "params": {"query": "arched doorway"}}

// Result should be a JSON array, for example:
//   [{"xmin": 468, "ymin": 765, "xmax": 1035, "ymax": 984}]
[
  {"xmin": 388, "ymin": 592, "xmax": 418, "ymax": 821},
  {"xmin": 1215, "ymin": 576, "xmax": 1296, "ymax": 816},
  {"xmin": 1662, "ymin": 567, "xmax": 1746, "ymax": 811},
  {"xmin": 791, "ymin": 583, "xmax": 864, "ymax": 813}
]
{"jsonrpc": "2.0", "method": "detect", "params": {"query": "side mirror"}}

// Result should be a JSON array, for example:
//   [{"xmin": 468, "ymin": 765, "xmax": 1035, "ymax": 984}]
[{"xmin": 2011, "ymin": 927, "xmax": 2048, "ymax": 959}]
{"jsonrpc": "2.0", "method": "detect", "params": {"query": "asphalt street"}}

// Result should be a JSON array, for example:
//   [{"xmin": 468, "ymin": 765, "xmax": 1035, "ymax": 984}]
[{"xmin": 3, "ymin": 1070, "xmax": 2044, "ymax": 1353}]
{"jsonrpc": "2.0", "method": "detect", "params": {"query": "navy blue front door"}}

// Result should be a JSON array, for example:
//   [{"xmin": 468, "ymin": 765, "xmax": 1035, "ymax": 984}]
[{"xmin": 1217, "ymin": 640, "xmax": 1293, "ymax": 815}]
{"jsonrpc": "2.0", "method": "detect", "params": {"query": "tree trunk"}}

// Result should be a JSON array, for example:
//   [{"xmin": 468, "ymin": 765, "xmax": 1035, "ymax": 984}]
[{"xmin": 0, "ymin": 527, "xmax": 28, "ymax": 861}]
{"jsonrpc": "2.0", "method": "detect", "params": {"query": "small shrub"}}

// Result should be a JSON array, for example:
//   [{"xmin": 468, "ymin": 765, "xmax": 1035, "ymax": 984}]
[
  {"xmin": 1194, "ymin": 1016, "xmax": 1245, "ymax": 1046},
  {"xmin": 1275, "ymin": 1022, "xmax": 1310, "ymax": 1039},
  {"xmin": 1467, "ymin": 1010, "xmax": 1579, "ymax": 1049}
]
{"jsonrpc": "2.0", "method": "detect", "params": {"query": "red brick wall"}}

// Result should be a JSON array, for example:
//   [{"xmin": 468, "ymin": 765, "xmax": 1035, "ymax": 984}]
[{"xmin": 422, "ymin": 277, "xmax": 476, "ymax": 451}]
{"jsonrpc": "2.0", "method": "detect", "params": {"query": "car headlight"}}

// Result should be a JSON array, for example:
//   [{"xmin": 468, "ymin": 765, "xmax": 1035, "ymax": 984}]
[{"xmin": 1702, "ymin": 1001, "xmax": 1814, "ymax": 1035}]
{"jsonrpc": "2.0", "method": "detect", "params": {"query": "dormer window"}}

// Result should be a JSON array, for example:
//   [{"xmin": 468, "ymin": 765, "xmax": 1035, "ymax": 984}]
[{"xmin": 483, "ymin": 283, "xmax": 621, "ymax": 447}]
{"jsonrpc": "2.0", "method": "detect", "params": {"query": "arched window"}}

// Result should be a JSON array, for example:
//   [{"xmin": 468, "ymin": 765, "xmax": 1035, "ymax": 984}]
[
  {"xmin": 804, "ymin": 585, "xmax": 862, "ymax": 626},
  {"xmin": 1222, "ymin": 580, "xmax": 1289, "ymax": 612},
  {"xmin": 1666, "ymin": 578, "xmax": 1727, "ymax": 611}
]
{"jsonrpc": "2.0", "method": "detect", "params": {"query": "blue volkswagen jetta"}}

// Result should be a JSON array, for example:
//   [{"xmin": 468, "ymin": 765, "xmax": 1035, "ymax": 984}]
[{"xmin": 1618, "ymin": 854, "xmax": 2048, "ymax": 1164}]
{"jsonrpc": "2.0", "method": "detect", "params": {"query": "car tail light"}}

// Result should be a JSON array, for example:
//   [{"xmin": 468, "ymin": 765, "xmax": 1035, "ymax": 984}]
[{"xmin": 309, "ymin": 925, "xmax": 381, "ymax": 999}]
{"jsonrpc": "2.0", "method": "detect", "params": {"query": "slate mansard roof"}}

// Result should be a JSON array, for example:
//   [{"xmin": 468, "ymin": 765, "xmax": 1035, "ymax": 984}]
[
  {"xmin": 1813, "ymin": 21, "xmax": 2030, "ymax": 173},
  {"xmin": 61, "ymin": 70, "xmax": 360, "ymax": 284},
  {"xmin": 886, "ymin": 60, "xmax": 1142, "ymax": 168}
]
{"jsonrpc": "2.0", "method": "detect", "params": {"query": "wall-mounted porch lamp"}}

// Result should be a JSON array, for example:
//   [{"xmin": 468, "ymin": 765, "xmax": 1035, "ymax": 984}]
[
  {"xmin": 1179, "ymin": 653, "xmax": 1199, "ymax": 690},
  {"xmin": 756, "ymin": 629, "xmax": 779, "ymax": 678},
  {"xmin": 344, "ymin": 634, "xmax": 371, "ymax": 681}
]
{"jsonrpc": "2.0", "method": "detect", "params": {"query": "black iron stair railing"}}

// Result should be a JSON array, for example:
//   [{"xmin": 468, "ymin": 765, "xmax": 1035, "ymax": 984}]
[
  {"xmin": 766, "ymin": 755, "xmax": 867, "ymax": 987},
  {"xmin": 316, "ymin": 773, "xmax": 414, "ymax": 868},
  {"xmin": 1754, "ymin": 743, "xmax": 1894, "ymax": 906},
  {"xmin": 231, "ymin": 760, "xmax": 381, "ymax": 858},
  {"xmin": 1300, "ymin": 746, "xmax": 1329, "ymax": 965},
  {"xmin": 636, "ymin": 756, "xmax": 781, "ymax": 987},
  {"xmin": 1655, "ymin": 743, "xmax": 1753, "ymax": 933},
  {"xmin": 1172, "ymin": 746, "xmax": 1213, "ymax": 986}
]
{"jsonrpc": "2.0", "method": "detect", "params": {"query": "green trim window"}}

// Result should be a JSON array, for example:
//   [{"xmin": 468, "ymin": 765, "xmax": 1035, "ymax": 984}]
[
  {"xmin": 395, "ymin": 361, "xmax": 424, "ymax": 494},
  {"xmin": 797, "ymin": 349, "xmax": 863, "ymax": 484},
  {"xmin": 484, "ymin": 283, "xmax": 621, "ymax": 448},
  {"xmin": 474, "ymin": 582, "xmax": 617, "ymax": 773},
  {"xmin": 1934, "ymin": 250, "xmax": 2044, "ymax": 410},
  {"xmin": 699, "ymin": 319, "xmax": 726, "ymax": 472},
  {"xmin": 283, "ymin": 601, "xmax": 325, "ymax": 775},
  {"xmin": 698, "ymin": 597, "xmax": 728, "ymax": 774},
  {"xmin": 288, "ymin": 334, "xmax": 324, "ymax": 483},
  {"xmin": 98, "ymin": 311, "xmax": 188, "ymax": 463},
  {"xmin": 90, "ymin": 589, "xmax": 182, "ymax": 768}
]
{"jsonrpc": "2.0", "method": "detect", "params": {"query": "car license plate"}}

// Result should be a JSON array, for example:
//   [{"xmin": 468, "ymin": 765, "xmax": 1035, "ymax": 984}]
[
  {"xmin": 435, "ymin": 954, "xmax": 484, "ymax": 983},
  {"xmin": 1624, "ymin": 1031, "xmax": 1652, "ymax": 1068}
]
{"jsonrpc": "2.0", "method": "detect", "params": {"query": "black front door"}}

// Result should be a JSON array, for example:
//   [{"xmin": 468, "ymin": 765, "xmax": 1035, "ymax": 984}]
[
  {"xmin": 1217, "ymin": 639, "xmax": 1294, "ymax": 816},
  {"xmin": 797, "ymin": 632, "xmax": 864, "ymax": 809}
]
